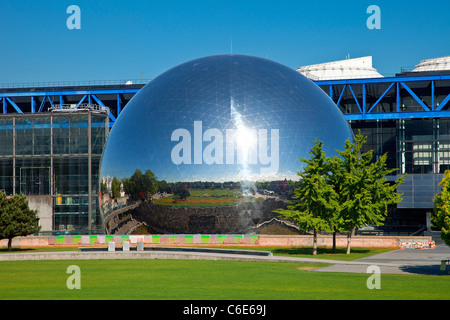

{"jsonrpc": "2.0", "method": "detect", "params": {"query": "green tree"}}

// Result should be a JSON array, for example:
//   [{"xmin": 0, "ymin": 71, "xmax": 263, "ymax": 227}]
[
  {"xmin": 123, "ymin": 169, "xmax": 159, "ymax": 200},
  {"xmin": 0, "ymin": 192, "xmax": 41, "ymax": 251},
  {"xmin": 334, "ymin": 132, "xmax": 405, "ymax": 254},
  {"xmin": 275, "ymin": 141, "xmax": 339, "ymax": 255},
  {"xmin": 111, "ymin": 177, "xmax": 121, "ymax": 200},
  {"xmin": 432, "ymin": 170, "xmax": 450, "ymax": 247}
]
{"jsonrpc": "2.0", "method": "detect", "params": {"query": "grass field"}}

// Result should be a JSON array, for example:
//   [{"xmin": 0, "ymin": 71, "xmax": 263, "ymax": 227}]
[{"xmin": 0, "ymin": 258, "xmax": 449, "ymax": 300}]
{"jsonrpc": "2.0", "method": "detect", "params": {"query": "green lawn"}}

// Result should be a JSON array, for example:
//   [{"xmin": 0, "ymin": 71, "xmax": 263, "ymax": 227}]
[{"xmin": 0, "ymin": 259, "xmax": 448, "ymax": 300}]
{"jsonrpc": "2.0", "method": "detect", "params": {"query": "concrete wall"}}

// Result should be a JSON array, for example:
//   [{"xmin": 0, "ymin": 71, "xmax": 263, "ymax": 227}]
[
  {"xmin": 26, "ymin": 195, "xmax": 52, "ymax": 232},
  {"xmin": 0, "ymin": 234, "xmax": 433, "ymax": 249}
]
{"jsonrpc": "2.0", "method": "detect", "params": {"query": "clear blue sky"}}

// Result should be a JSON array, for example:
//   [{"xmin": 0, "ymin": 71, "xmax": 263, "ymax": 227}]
[{"xmin": 1, "ymin": 0, "xmax": 449, "ymax": 84}]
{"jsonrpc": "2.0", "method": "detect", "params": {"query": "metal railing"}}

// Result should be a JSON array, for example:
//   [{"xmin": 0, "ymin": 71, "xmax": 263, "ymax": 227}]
[
  {"xmin": 49, "ymin": 103, "xmax": 110, "ymax": 114},
  {"xmin": 0, "ymin": 79, "xmax": 151, "ymax": 89}
]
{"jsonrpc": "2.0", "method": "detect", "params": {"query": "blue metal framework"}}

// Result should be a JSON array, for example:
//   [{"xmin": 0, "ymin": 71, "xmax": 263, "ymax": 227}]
[
  {"xmin": 1, "ymin": 74, "xmax": 450, "ymax": 124},
  {"xmin": 0, "ymin": 88, "xmax": 141, "ymax": 127},
  {"xmin": 316, "ymin": 74, "xmax": 450, "ymax": 121}
]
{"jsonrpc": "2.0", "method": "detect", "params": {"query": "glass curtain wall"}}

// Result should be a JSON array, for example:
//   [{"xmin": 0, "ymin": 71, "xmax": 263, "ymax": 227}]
[
  {"xmin": 0, "ymin": 112, "xmax": 108, "ymax": 234},
  {"xmin": 350, "ymin": 118, "xmax": 450, "ymax": 175}
]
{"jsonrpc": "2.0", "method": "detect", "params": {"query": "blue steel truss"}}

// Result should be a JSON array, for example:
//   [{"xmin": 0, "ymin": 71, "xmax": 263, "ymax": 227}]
[
  {"xmin": 0, "ymin": 88, "xmax": 140, "ymax": 127},
  {"xmin": 316, "ymin": 74, "xmax": 450, "ymax": 121},
  {"xmin": 1, "ymin": 74, "xmax": 450, "ymax": 125}
]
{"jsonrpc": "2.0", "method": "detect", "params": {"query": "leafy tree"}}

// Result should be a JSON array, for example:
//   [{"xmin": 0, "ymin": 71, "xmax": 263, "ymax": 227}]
[
  {"xmin": 111, "ymin": 177, "xmax": 121, "ymax": 200},
  {"xmin": 275, "ymin": 141, "xmax": 339, "ymax": 255},
  {"xmin": 275, "ymin": 133, "xmax": 405, "ymax": 255},
  {"xmin": 100, "ymin": 181, "xmax": 108, "ymax": 194},
  {"xmin": 0, "ymin": 192, "xmax": 41, "ymax": 251},
  {"xmin": 432, "ymin": 170, "xmax": 450, "ymax": 247},
  {"xmin": 123, "ymin": 169, "xmax": 159, "ymax": 200},
  {"xmin": 333, "ymin": 132, "xmax": 405, "ymax": 254}
]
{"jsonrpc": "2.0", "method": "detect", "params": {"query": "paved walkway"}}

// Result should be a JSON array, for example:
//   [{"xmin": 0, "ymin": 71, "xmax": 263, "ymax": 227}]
[
  {"xmin": 313, "ymin": 243, "xmax": 450, "ymax": 275},
  {"xmin": 1, "ymin": 244, "xmax": 449, "ymax": 275}
]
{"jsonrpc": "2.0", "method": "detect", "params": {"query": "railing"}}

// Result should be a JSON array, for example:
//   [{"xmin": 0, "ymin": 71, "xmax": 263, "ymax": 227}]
[
  {"xmin": 49, "ymin": 103, "xmax": 110, "ymax": 114},
  {"xmin": 0, "ymin": 79, "xmax": 151, "ymax": 89}
]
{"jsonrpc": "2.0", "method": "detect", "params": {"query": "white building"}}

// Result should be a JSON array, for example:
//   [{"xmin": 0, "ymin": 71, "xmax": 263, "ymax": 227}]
[
  {"xmin": 297, "ymin": 56, "xmax": 383, "ymax": 80},
  {"xmin": 412, "ymin": 55, "xmax": 450, "ymax": 72}
]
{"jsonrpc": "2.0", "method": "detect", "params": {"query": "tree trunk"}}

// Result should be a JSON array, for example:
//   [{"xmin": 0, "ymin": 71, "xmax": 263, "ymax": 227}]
[
  {"xmin": 332, "ymin": 231, "xmax": 336, "ymax": 253},
  {"xmin": 7, "ymin": 238, "xmax": 13, "ymax": 251},
  {"xmin": 312, "ymin": 228, "xmax": 317, "ymax": 255},
  {"xmin": 346, "ymin": 228, "xmax": 353, "ymax": 254}
]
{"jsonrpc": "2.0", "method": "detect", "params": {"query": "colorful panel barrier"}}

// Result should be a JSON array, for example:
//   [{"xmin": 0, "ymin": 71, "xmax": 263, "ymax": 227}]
[{"xmin": 47, "ymin": 234, "xmax": 260, "ymax": 246}]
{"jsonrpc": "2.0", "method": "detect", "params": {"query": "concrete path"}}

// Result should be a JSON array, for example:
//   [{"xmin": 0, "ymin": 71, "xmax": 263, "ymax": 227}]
[
  {"xmin": 1, "ymin": 244, "xmax": 449, "ymax": 275},
  {"xmin": 313, "ymin": 243, "xmax": 450, "ymax": 275}
]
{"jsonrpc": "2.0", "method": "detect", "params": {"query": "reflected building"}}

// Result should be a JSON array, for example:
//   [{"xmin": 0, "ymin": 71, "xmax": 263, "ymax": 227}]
[{"xmin": 100, "ymin": 54, "xmax": 353, "ymax": 234}]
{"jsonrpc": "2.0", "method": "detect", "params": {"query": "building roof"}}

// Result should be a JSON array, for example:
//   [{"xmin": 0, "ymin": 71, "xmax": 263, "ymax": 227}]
[
  {"xmin": 297, "ymin": 56, "xmax": 383, "ymax": 80},
  {"xmin": 412, "ymin": 56, "xmax": 450, "ymax": 72}
]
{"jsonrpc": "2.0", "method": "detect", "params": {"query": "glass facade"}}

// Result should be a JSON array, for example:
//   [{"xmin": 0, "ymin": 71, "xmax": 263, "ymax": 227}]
[
  {"xmin": 0, "ymin": 111, "xmax": 108, "ymax": 234},
  {"xmin": 349, "ymin": 118, "xmax": 450, "ymax": 175},
  {"xmin": 100, "ymin": 54, "xmax": 354, "ymax": 234}
]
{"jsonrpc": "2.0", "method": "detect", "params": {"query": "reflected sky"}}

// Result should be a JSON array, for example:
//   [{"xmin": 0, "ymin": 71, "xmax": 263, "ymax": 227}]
[{"xmin": 100, "ymin": 54, "xmax": 353, "ymax": 183}]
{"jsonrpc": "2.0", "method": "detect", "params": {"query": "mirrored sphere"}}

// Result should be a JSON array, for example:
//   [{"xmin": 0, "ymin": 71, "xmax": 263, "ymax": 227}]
[{"xmin": 100, "ymin": 54, "xmax": 353, "ymax": 234}]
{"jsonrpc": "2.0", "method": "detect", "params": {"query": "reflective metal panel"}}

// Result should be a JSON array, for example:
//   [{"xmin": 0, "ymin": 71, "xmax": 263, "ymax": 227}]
[{"xmin": 100, "ymin": 54, "xmax": 353, "ymax": 234}]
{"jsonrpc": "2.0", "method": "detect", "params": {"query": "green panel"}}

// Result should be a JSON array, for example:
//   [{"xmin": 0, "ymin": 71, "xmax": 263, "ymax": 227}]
[
  {"xmin": 234, "ymin": 235, "xmax": 243, "ymax": 243},
  {"xmin": 201, "ymin": 235, "xmax": 210, "ymax": 243},
  {"xmin": 218, "ymin": 235, "xmax": 226, "ymax": 243},
  {"xmin": 251, "ymin": 235, "xmax": 258, "ymax": 243},
  {"xmin": 72, "ymin": 236, "xmax": 81, "ymax": 244},
  {"xmin": 56, "ymin": 236, "xmax": 65, "ymax": 244},
  {"xmin": 121, "ymin": 235, "xmax": 129, "ymax": 243},
  {"xmin": 185, "ymin": 235, "xmax": 193, "ymax": 243},
  {"xmin": 152, "ymin": 235, "xmax": 160, "ymax": 243},
  {"xmin": 89, "ymin": 236, "xmax": 97, "ymax": 244},
  {"xmin": 105, "ymin": 235, "xmax": 113, "ymax": 243}
]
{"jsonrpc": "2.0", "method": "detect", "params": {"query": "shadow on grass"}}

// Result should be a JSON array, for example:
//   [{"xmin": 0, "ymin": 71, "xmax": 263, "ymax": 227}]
[
  {"xmin": 268, "ymin": 246, "xmax": 395, "ymax": 261},
  {"xmin": 272, "ymin": 247, "xmax": 370, "ymax": 256},
  {"xmin": 399, "ymin": 264, "xmax": 450, "ymax": 276},
  {"xmin": 0, "ymin": 248, "xmax": 35, "ymax": 253},
  {"xmin": 0, "ymin": 247, "xmax": 78, "ymax": 254}
]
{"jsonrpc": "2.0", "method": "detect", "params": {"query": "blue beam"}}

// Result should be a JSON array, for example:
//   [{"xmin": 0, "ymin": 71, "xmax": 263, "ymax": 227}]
[
  {"xmin": 367, "ymin": 82, "xmax": 395, "ymax": 113},
  {"xmin": 76, "ymin": 95, "xmax": 87, "ymax": 108},
  {"xmin": 6, "ymin": 97, "xmax": 23, "ymax": 113},
  {"xmin": 345, "ymin": 110, "xmax": 450, "ymax": 121},
  {"xmin": 91, "ymin": 94, "xmax": 116, "ymax": 122},
  {"xmin": 400, "ymin": 82, "xmax": 430, "ymax": 111},
  {"xmin": 0, "ymin": 88, "xmax": 140, "ymax": 98},
  {"xmin": 38, "ymin": 96, "xmax": 46, "ymax": 113},
  {"xmin": 316, "ymin": 74, "xmax": 450, "ymax": 86},
  {"xmin": 31, "ymin": 97, "xmax": 35, "ymax": 113},
  {"xmin": 47, "ymin": 96, "xmax": 55, "ymax": 108},
  {"xmin": 336, "ymin": 84, "xmax": 346, "ymax": 107},
  {"xmin": 117, "ymin": 93, "xmax": 122, "ymax": 115},
  {"xmin": 362, "ymin": 84, "xmax": 366, "ymax": 115},
  {"xmin": 432, "ymin": 80, "xmax": 435, "ymax": 110},
  {"xmin": 348, "ymin": 85, "xmax": 362, "ymax": 113},
  {"xmin": 436, "ymin": 93, "xmax": 450, "ymax": 111}
]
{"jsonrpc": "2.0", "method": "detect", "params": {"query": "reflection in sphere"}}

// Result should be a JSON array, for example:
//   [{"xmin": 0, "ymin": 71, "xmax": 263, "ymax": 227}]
[{"xmin": 100, "ymin": 54, "xmax": 353, "ymax": 235}]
